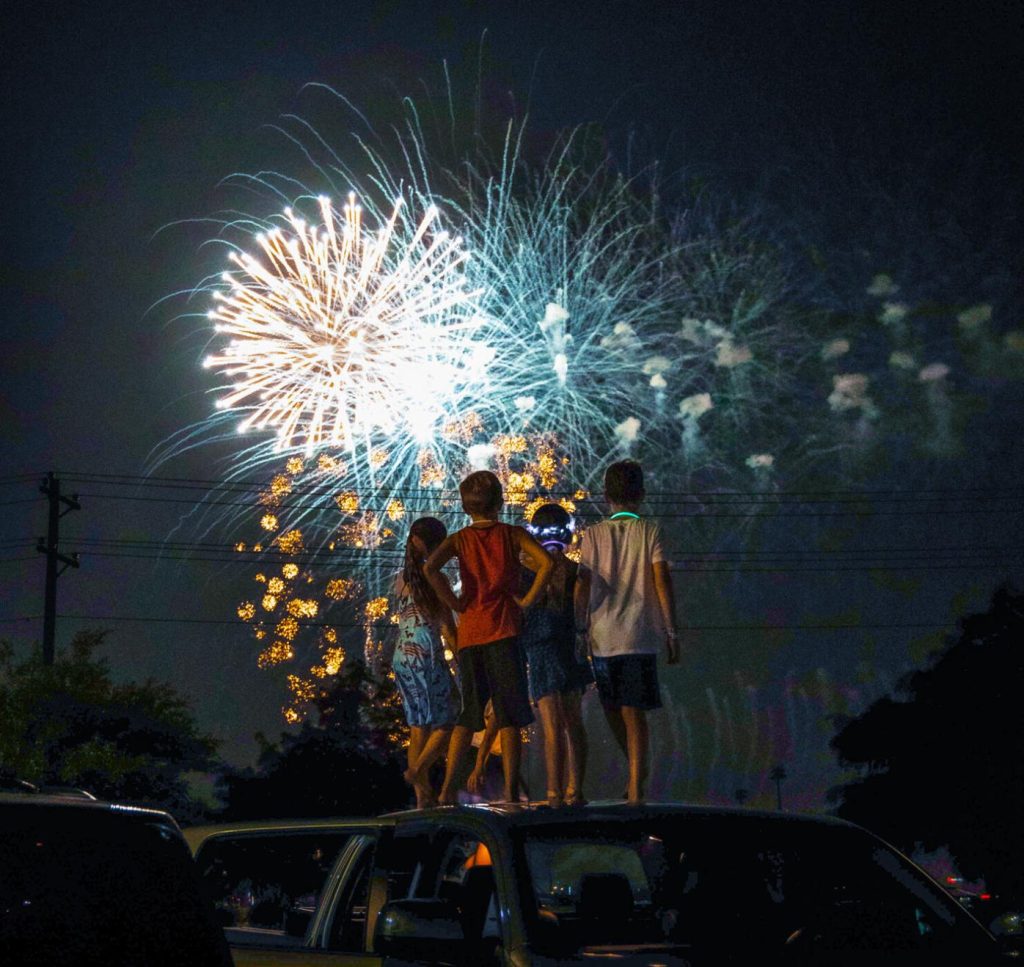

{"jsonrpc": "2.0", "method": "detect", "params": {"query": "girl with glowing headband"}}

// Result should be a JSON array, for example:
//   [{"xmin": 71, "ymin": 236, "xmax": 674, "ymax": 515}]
[{"xmin": 521, "ymin": 504, "xmax": 593, "ymax": 807}]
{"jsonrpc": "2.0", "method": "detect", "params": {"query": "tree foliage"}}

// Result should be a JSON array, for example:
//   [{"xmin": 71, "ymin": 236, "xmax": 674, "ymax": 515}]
[
  {"xmin": 0, "ymin": 630, "xmax": 219, "ymax": 822},
  {"xmin": 218, "ymin": 659, "xmax": 410, "ymax": 819},
  {"xmin": 828, "ymin": 586, "xmax": 1024, "ymax": 899}
]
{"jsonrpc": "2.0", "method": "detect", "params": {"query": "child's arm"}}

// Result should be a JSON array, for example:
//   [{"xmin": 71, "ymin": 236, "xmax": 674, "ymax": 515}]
[
  {"xmin": 652, "ymin": 560, "xmax": 680, "ymax": 665},
  {"xmin": 432, "ymin": 569, "xmax": 456, "ymax": 647},
  {"xmin": 424, "ymin": 534, "xmax": 465, "ymax": 613},
  {"xmin": 512, "ymin": 528, "xmax": 554, "ymax": 609},
  {"xmin": 574, "ymin": 565, "xmax": 592, "ymax": 631}
]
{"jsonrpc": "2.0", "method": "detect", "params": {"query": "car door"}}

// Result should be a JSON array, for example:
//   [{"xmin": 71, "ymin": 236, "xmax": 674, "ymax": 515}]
[
  {"xmin": 376, "ymin": 821, "xmax": 507, "ymax": 966},
  {"xmin": 192, "ymin": 826, "xmax": 384, "ymax": 966}
]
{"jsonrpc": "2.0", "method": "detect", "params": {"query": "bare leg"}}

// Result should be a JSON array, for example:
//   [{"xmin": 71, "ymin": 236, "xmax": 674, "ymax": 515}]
[
  {"xmin": 405, "ymin": 726, "xmax": 427, "ymax": 785},
  {"xmin": 621, "ymin": 706, "xmax": 649, "ymax": 804},
  {"xmin": 412, "ymin": 726, "xmax": 451, "ymax": 775},
  {"xmin": 439, "ymin": 726, "xmax": 473, "ymax": 805},
  {"xmin": 562, "ymin": 690, "xmax": 588, "ymax": 805},
  {"xmin": 603, "ymin": 704, "xmax": 628, "ymax": 758},
  {"xmin": 498, "ymin": 726, "xmax": 523, "ymax": 803},
  {"xmin": 536, "ymin": 695, "xmax": 566, "ymax": 806},
  {"xmin": 602, "ymin": 704, "xmax": 628, "ymax": 796},
  {"xmin": 408, "ymin": 726, "xmax": 452, "ymax": 806},
  {"xmin": 408, "ymin": 726, "xmax": 427, "ymax": 774}
]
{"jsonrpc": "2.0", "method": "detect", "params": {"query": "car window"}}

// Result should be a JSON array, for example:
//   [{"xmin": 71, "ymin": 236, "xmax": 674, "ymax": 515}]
[
  {"xmin": 527, "ymin": 841, "xmax": 652, "ymax": 909},
  {"xmin": 381, "ymin": 827, "xmax": 433, "ymax": 900},
  {"xmin": 516, "ymin": 819, "xmax": 989, "ymax": 960},
  {"xmin": 193, "ymin": 830, "xmax": 352, "ymax": 949},
  {"xmin": 387, "ymin": 826, "xmax": 501, "ymax": 957}
]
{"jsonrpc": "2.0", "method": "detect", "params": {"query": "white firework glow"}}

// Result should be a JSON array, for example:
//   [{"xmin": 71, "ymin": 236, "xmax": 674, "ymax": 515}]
[
  {"xmin": 203, "ymin": 194, "xmax": 486, "ymax": 454},
  {"xmin": 174, "ymin": 110, "xmax": 825, "ymax": 539}
]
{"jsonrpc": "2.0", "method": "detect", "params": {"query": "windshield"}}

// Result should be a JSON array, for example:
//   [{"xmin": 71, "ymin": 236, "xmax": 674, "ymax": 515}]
[{"xmin": 515, "ymin": 816, "xmax": 990, "ymax": 962}]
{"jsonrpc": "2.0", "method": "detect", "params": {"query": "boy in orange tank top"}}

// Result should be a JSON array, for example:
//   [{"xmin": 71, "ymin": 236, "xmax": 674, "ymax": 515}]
[{"xmin": 424, "ymin": 470, "xmax": 553, "ymax": 803}]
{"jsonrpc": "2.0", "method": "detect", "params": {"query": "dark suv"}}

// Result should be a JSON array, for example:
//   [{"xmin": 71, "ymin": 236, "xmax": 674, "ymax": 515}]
[{"xmin": 0, "ymin": 792, "xmax": 233, "ymax": 967}]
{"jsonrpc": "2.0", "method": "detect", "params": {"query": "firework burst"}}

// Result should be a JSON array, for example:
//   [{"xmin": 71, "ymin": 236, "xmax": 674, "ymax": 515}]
[
  {"xmin": 170, "ymin": 95, "xmax": 825, "ymax": 721},
  {"xmin": 203, "ymin": 193, "xmax": 487, "ymax": 455},
  {"xmin": 172, "ymin": 78, "xmax": 1015, "ymax": 724}
]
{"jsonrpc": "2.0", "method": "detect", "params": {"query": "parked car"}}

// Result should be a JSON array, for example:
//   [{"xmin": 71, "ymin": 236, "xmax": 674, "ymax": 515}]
[
  {"xmin": 1, "ymin": 792, "xmax": 233, "ymax": 967},
  {"xmin": 186, "ymin": 801, "xmax": 1011, "ymax": 965}
]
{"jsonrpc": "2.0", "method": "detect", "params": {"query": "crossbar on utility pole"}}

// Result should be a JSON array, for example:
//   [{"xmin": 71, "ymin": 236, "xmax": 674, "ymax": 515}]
[{"xmin": 36, "ymin": 472, "xmax": 80, "ymax": 665}]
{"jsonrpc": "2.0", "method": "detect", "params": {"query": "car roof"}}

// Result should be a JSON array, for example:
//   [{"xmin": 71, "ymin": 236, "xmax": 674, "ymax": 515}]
[
  {"xmin": 183, "ymin": 801, "xmax": 859, "ymax": 853},
  {"xmin": 385, "ymin": 800, "xmax": 860, "ymax": 832},
  {"xmin": 0, "ymin": 791, "xmax": 180, "ymax": 827},
  {"xmin": 183, "ymin": 814, "xmax": 392, "ymax": 852}
]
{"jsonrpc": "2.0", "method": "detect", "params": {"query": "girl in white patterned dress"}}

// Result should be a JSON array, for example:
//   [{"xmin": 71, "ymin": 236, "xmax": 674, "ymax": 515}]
[{"xmin": 392, "ymin": 516, "xmax": 459, "ymax": 807}]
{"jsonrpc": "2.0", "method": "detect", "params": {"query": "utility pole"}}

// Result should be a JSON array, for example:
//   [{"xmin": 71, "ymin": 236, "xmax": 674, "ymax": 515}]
[
  {"xmin": 36, "ymin": 472, "xmax": 80, "ymax": 665},
  {"xmin": 770, "ymin": 764, "xmax": 787, "ymax": 811}
]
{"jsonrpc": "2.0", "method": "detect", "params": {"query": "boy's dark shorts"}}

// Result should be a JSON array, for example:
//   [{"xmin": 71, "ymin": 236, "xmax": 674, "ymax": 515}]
[
  {"xmin": 457, "ymin": 636, "xmax": 534, "ymax": 731},
  {"xmin": 592, "ymin": 653, "xmax": 662, "ymax": 711}
]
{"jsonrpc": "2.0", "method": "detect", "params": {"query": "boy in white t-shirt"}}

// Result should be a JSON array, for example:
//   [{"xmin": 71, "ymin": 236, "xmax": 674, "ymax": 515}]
[{"xmin": 574, "ymin": 460, "xmax": 679, "ymax": 804}]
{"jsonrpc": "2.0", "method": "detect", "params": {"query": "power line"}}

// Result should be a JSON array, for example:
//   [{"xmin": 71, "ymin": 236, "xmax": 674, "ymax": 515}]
[
  {"xmin": 0, "ymin": 612, "xmax": 955, "ymax": 631},
  {"xmin": 3, "ymin": 553, "xmax": 1019, "ymax": 578},
  {"xmin": 0, "ymin": 474, "xmax": 41, "ymax": 487},
  {"xmin": 56, "ymin": 489, "xmax": 1024, "ymax": 518},
  {"xmin": 40, "ymin": 468, "xmax": 1024, "ymax": 499},
  {"xmin": 5, "ymin": 533, "xmax": 1022, "ymax": 555}
]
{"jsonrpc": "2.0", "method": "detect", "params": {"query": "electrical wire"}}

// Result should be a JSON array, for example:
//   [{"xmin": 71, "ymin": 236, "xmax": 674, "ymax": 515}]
[{"xmin": 0, "ymin": 612, "xmax": 956, "ymax": 631}]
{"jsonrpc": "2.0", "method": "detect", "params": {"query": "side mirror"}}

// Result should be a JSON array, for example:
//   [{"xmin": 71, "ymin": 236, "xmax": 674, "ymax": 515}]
[{"xmin": 375, "ymin": 898, "xmax": 464, "ymax": 962}]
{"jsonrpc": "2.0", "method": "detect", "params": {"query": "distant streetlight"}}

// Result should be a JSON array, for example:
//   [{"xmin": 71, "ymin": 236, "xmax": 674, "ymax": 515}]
[{"xmin": 770, "ymin": 765, "xmax": 787, "ymax": 810}]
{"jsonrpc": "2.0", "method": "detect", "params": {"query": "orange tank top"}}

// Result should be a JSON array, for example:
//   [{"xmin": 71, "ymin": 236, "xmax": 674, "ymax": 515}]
[{"xmin": 454, "ymin": 522, "xmax": 522, "ymax": 649}]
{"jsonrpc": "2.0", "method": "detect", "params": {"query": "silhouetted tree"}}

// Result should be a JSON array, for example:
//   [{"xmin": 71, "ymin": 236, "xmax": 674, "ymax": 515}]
[
  {"xmin": 828, "ymin": 586, "xmax": 1023, "ymax": 900},
  {"xmin": 0, "ymin": 630, "xmax": 219, "ymax": 822},
  {"xmin": 219, "ymin": 659, "xmax": 409, "ymax": 819}
]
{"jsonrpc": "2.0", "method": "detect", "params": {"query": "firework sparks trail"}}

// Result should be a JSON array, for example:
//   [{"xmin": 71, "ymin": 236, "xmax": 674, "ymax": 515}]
[
  {"xmin": 203, "ymin": 194, "xmax": 488, "ymax": 455},
  {"xmin": 169, "ymin": 103, "xmax": 826, "ymax": 722},
  {"xmin": 170, "ymin": 98, "xmax": 831, "ymax": 542},
  {"xmin": 167, "ymin": 81, "xmax": 1019, "ymax": 723},
  {"xmin": 235, "ymin": 432, "xmax": 584, "ymax": 721}
]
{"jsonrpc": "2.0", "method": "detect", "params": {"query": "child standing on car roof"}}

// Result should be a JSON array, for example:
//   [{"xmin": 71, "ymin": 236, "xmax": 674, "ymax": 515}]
[
  {"xmin": 466, "ymin": 699, "xmax": 532, "ymax": 803},
  {"xmin": 392, "ymin": 516, "xmax": 460, "ymax": 808},
  {"xmin": 519, "ymin": 503, "xmax": 593, "ymax": 808},
  {"xmin": 575, "ymin": 459, "xmax": 680, "ymax": 804},
  {"xmin": 424, "ymin": 470, "xmax": 553, "ymax": 804}
]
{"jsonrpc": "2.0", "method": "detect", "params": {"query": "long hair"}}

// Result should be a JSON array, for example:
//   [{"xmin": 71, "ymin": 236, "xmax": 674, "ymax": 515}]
[
  {"xmin": 403, "ymin": 516, "xmax": 448, "ymax": 624},
  {"xmin": 539, "ymin": 549, "xmax": 576, "ymax": 614}
]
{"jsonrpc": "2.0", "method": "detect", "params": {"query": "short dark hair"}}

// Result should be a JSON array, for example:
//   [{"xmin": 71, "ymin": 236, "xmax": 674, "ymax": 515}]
[
  {"xmin": 605, "ymin": 460, "xmax": 645, "ymax": 504},
  {"xmin": 459, "ymin": 470, "xmax": 503, "ymax": 515}
]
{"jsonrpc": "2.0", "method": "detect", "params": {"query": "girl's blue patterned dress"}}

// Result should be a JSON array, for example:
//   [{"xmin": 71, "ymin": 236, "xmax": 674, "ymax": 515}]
[
  {"xmin": 520, "ymin": 560, "xmax": 594, "ymax": 702},
  {"xmin": 391, "ymin": 576, "xmax": 460, "ymax": 727}
]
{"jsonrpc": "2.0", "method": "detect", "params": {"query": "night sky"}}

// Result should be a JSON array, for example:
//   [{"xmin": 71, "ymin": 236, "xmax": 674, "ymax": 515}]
[{"xmin": 2, "ymin": 1, "xmax": 1022, "ymax": 805}]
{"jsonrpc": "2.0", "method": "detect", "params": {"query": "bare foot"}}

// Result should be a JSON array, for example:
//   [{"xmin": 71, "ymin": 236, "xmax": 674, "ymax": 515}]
[
  {"xmin": 415, "ymin": 784, "xmax": 437, "ymax": 809},
  {"xmin": 403, "ymin": 765, "xmax": 418, "ymax": 786}
]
